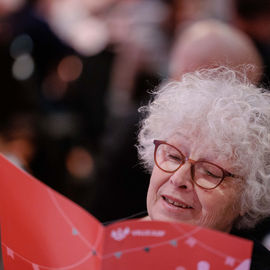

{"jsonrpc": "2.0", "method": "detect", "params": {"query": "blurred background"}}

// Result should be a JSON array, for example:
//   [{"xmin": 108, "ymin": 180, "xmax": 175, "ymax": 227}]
[{"xmin": 0, "ymin": 0, "xmax": 270, "ymax": 248}]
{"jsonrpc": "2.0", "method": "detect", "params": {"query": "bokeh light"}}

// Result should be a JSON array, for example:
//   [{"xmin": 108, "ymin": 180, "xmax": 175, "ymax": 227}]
[
  {"xmin": 10, "ymin": 34, "xmax": 33, "ymax": 59},
  {"xmin": 57, "ymin": 55, "xmax": 83, "ymax": 82},
  {"xmin": 42, "ymin": 71, "xmax": 67, "ymax": 101},
  {"xmin": 66, "ymin": 146, "xmax": 94, "ymax": 180},
  {"xmin": 12, "ymin": 53, "xmax": 34, "ymax": 80}
]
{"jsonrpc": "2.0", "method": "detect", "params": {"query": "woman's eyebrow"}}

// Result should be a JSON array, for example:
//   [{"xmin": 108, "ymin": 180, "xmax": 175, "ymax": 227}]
[{"xmin": 170, "ymin": 132, "xmax": 192, "ymax": 146}]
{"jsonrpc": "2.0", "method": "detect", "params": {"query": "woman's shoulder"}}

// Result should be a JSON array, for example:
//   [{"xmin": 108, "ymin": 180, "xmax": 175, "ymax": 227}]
[
  {"xmin": 251, "ymin": 240, "xmax": 270, "ymax": 270},
  {"xmin": 231, "ymin": 228, "xmax": 270, "ymax": 270}
]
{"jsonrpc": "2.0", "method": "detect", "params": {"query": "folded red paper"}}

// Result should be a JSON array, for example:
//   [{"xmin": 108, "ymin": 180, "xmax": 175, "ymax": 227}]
[{"xmin": 0, "ymin": 154, "xmax": 252, "ymax": 270}]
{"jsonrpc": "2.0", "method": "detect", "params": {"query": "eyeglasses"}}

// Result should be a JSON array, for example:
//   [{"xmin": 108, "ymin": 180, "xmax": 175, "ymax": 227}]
[{"xmin": 153, "ymin": 140, "xmax": 239, "ymax": 190}]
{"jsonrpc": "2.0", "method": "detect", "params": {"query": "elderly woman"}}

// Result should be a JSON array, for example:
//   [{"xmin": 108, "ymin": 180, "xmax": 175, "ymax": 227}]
[{"xmin": 137, "ymin": 67, "xmax": 270, "ymax": 269}]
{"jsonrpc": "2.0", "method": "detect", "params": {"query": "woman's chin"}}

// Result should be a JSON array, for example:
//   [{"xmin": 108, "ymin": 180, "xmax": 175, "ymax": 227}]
[
  {"xmin": 140, "ymin": 215, "xmax": 151, "ymax": 221},
  {"xmin": 149, "ymin": 211, "xmax": 193, "ymax": 225},
  {"xmin": 141, "ymin": 211, "xmax": 194, "ymax": 225}
]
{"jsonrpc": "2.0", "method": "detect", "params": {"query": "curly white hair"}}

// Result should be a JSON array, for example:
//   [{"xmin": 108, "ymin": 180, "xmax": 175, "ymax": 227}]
[{"xmin": 137, "ymin": 66, "xmax": 270, "ymax": 229}]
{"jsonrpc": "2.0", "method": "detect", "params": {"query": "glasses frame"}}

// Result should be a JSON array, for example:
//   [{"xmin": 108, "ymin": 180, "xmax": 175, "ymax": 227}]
[{"xmin": 153, "ymin": 140, "xmax": 239, "ymax": 190}]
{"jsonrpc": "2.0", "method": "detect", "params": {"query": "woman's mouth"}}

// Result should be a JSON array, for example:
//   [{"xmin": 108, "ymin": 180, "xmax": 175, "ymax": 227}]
[{"xmin": 162, "ymin": 195, "xmax": 193, "ymax": 209}]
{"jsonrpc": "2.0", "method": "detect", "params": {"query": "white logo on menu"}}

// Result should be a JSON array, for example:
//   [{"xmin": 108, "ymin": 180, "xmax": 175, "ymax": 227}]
[
  {"xmin": 110, "ymin": 227, "xmax": 165, "ymax": 241},
  {"xmin": 110, "ymin": 227, "xmax": 130, "ymax": 241}
]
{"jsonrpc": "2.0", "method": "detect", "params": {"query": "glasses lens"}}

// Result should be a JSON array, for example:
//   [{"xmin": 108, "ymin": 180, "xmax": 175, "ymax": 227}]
[
  {"xmin": 193, "ymin": 161, "xmax": 223, "ymax": 189},
  {"xmin": 155, "ymin": 143, "xmax": 184, "ymax": 172}
]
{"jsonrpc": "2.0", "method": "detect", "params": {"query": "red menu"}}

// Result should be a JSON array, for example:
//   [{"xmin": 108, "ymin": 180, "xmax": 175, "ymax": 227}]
[{"xmin": 0, "ymin": 154, "xmax": 252, "ymax": 270}]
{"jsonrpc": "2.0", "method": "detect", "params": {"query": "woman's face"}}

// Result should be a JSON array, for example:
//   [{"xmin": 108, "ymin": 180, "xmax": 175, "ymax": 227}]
[{"xmin": 147, "ymin": 133, "xmax": 242, "ymax": 232}]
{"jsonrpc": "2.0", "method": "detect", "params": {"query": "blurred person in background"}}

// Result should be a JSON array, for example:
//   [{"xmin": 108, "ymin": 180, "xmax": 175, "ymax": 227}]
[
  {"xmin": 87, "ymin": 0, "xmax": 172, "ymax": 222},
  {"xmin": 232, "ymin": 0, "xmax": 270, "ymax": 87},
  {"xmin": 0, "ymin": 0, "xmax": 173, "ymax": 221},
  {"xmin": 169, "ymin": 19, "xmax": 262, "ymax": 82},
  {"xmin": 0, "ymin": 0, "xmax": 83, "ymax": 199}
]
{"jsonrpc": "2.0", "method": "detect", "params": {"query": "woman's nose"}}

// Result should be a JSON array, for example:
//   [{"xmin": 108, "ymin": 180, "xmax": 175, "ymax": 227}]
[{"xmin": 169, "ymin": 161, "xmax": 194, "ymax": 189}]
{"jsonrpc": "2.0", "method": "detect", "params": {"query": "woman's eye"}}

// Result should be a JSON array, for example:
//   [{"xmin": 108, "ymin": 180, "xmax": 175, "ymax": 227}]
[
  {"xmin": 206, "ymin": 170, "xmax": 220, "ymax": 178},
  {"xmin": 168, "ymin": 154, "xmax": 182, "ymax": 162}
]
